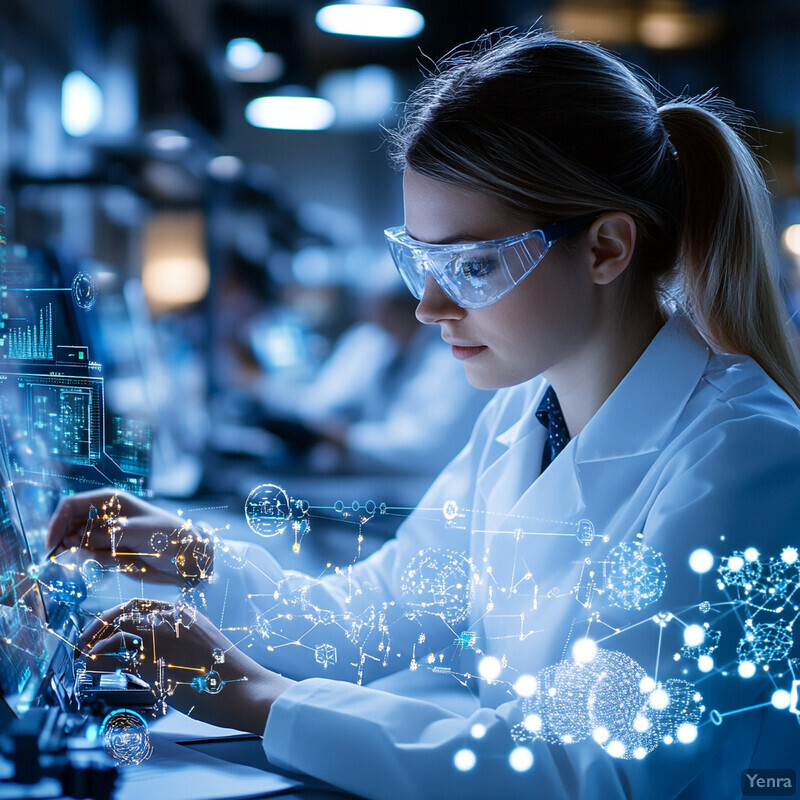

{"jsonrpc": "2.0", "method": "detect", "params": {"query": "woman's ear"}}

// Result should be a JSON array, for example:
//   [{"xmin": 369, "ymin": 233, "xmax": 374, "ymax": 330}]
[{"xmin": 586, "ymin": 212, "xmax": 637, "ymax": 285}]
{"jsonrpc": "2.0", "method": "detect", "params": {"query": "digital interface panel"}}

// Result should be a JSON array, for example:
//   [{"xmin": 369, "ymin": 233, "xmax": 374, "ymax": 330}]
[{"xmin": 0, "ymin": 210, "xmax": 152, "ymax": 560}]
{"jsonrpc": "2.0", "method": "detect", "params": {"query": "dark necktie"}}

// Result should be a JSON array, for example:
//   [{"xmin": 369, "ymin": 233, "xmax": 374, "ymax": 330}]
[{"xmin": 535, "ymin": 385, "xmax": 570, "ymax": 473}]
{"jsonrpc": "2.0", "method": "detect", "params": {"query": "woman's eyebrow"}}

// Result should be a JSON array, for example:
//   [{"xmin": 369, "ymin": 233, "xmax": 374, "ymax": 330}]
[{"xmin": 407, "ymin": 231, "xmax": 485, "ymax": 245}]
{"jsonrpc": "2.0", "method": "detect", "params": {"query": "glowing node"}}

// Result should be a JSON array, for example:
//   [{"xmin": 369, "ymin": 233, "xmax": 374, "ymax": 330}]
[
  {"xmin": 633, "ymin": 714, "xmax": 651, "ymax": 732},
  {"xmin": 633, "ymin": 747, "xmax": 647, "ymax": 760},
  {"xmin": 400, "ymin": 548, "xmax": 475, "ymax": 625},
  {"xmin": 781, "ymin": 546, "xmax": 798, "ymax": 565},
  {"xmin": 478, "ymin": 656, "xmax": 502, "ymax": 681},
  {"xmin": 149, "ymin": 531, "xmax": 169, "ymax": 553},
  {"xmin": 683, "ymin": 625, "xmax": 705, "ymax": 647},
  {"xmin": 738, "ymin": 661, "xmax": 756, "ymax": 679},
  {"xmin": 697, "ymin": 655, "xmax": 714, "ymax": 673},
  {"xmin": 688, "ymin": 548, "xmax": 714, "ymax": 574},
  {"xmin": 606, "ymin": 740, "xmax": 626, "ymax": 758},
  {"xmin": 442, "ymin": 500, "xmax": 459, "ymax": 520},
  {"xmin": 244, "ymin": 484, "xmax": 292, "ymax": 537},
  {"xmin": 470, "ymin": 723, "xmax": 487, "ymax": 739},
  {"xmin": 314, "ymin": 643, "xmax": 337, "ymax": 669},
  {"xmin": 649, "ymin": 689, "xmax": 669, "ymax": 710},
  {"xmin": 80, "ymin": 558, "xmax": 104, "ymax": 587},
  {"xmin": 771, "ymin": 689, "xmax": 791, "ymax": 710},
  {"xmin": 72, "ymin": 271, "xmax": 98, "ymax": 310},
  {"xmin": 639, "ymin": 676, "xmax": 656, "ymax": 693},
  {"xmin": 100, "ymin": 709, "xmax": 152, "ymax": 765},
  {"xmin": 676, "ymin": 723, "xmax": 697, "ymax": 744},
  {"xmin": 453, "ymin": 748, "xmax": 476, "ymax": 771},
  {"xmin": 509, "ymin": 746, "xmax": 534, "ymax": 772},
  {"xmin": 604, "ymin": 541, "xmax": 667, "ymax": 610},
  {"xmin": 592, "ymin": 726, "xmax": 609, "ymax": 744},
  {"xmin": 514, "ymin": 674, "xmax": 538, "ymax": 697},
  {"xmin": 193, "ymin": 670, "xmax": 223, "ymax": 694},
  {"xmin": 572, "ymin": 637, "xmax": 597, "ymax": 664},
  {"xmin": 524, "ymin": 713, "xmax": 542, "ymax": 733},
  {"xmin": 743, "ymin": 547, "xmax": 759, "ymax": 562}
]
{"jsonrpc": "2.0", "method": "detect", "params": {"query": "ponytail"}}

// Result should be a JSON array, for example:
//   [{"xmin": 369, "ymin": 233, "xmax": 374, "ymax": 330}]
[{"xmin": 658, "ymin": 97, "xmax": 800, "ymax": 407}]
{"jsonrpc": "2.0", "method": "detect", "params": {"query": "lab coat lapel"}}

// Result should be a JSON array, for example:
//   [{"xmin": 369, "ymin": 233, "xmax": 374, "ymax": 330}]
[
  {"xmin": 573, "ymin": 313, "xmax": 710, "ymax": 532},
  {"xmin": 477, "ymin": 312, "xmax": 711, "ymax": 536}
]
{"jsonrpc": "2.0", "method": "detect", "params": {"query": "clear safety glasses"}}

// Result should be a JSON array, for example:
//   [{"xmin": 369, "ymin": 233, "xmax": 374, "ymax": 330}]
[{"xmin": 384, "ymin": 215, "xmax": 597, "ymax": 309}]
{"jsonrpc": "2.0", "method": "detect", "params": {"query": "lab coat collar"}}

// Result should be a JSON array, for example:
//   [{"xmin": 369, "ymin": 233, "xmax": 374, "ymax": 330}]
[
  {"xmin": 492, "ymin": 311, "xmax": 709, "ymax": 461},
  {"xmin": 573, "ymin": 311, "xmax": 709, "ymax": 463}
]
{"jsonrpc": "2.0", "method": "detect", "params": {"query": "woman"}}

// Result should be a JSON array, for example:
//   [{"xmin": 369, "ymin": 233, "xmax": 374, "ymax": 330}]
[{"xmin": 49, "ymin": 30, "xmax": 800, "ymax": 799}]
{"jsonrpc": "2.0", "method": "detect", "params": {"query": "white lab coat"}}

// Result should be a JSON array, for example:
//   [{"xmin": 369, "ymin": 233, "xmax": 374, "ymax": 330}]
[{"xmin": 206, "ymin": 312, "xmax": 800, "ymax": 799}]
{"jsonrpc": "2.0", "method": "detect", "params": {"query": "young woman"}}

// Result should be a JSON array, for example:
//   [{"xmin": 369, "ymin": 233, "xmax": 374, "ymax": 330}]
[{"xmin": 49, "ymin": 30, "xmax": 800, "ymax": 799}]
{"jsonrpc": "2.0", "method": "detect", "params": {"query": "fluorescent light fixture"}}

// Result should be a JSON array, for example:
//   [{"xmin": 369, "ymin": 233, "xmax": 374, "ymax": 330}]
[
  {"xmin": 246, "ymin": 95, "xmax": 335, "ymax": 131},
  {"xmin": 61, "ymin": 70, "xmax": 103, "ymax": 137},
  {"xmin": 227, "ymin": 38, "xmax": 264, "ymax": 71},
  {"xmin": 316, "ymin": 3, "xmax": 424, "ymax": 38}
]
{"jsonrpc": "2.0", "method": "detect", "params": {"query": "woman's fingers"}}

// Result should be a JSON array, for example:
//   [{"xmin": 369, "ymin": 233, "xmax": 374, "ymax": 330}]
[{"xmin": 77, "ymin": 598, "xmax": 177, "ymax": 653}]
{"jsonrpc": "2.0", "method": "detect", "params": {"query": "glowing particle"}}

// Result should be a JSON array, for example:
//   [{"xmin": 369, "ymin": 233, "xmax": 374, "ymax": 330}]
[
  {"xmin": 738, "ymin": 661, "xmax": 756, "ymax": 679},
  {"xmin": 781, "ymin": 547, "xmax": 798, "ymax": 565},
  {"xmin": 572, "ymin": 637, "xmax": 597, "ymax": 664},
  {"xmin": 453, "ymin": 749, "xmax": 476, "ymax": 771},
  {"xmin": 771, "ymin": 689, "xmax": 791, "ymax": 710},
  {"xmin": 592, "ymin": 726, "xmax": 610, "ymax": 744},
  {"xmin": 743, "ymin": 547, "xmax": 760, "ymax": 562},
  {"xmin": 633, "ymin": 714, "xmax": 651, "ymax": 732},
  {"xmin": 604, "ymin": 541, "xmax": 667, "ymax": 610},
  {"xmin": 470, "ymin": 723, "xmax": 487, "ymax": 739},
  {"xmin": 633, "ymin": 747, "xmax": 647, "ymax": 760},
  {"xmin": 524, "ymin": 714, "xmax": 542, "ymax": 733},
  {"xmin": 478, "ymin": 656, "xmax": 502, "ymax": 681},
  {"xmin": 639, "ymin": 676, "xmax": 656, "ymax": 693},
  {"xmin": 514, "ymin": 674, "xmax": 538, "ymax": 697},
  {"xmin": 683, "ymin": 625, "xmax": 705, "ymax": 647},
  {"xmin": 688, "ymin": 548, "xmax": 714, "ymax": 574},
  {"xmin": 676, "ymin": 723, "xmax": 697, "ymax": 744},
  {"xmin": 606, "ymin": 740, "xmax": 626, "ymax": 758},
  {"xmin": 697, "ymin": 655, "xmax": 714, "ymax": 673},
  {"xmin": 509, "ymin": 746, "xmax": 534, "ymax": 772},
  {"xmin": 649, "ymin": 688, "xmax": 669, "ymax": 710},
  {"xmin": 244, "ymin": 484, "xmax": 293, "ymax": 537},
  {"xmin": 728, "ymin": 556, "xmax": 744, "ymax": 572}
]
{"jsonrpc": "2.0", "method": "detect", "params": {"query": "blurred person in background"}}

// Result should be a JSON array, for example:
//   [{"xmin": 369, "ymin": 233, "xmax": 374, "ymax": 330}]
[{"xmin": 258, "ymin": 282, "xmax": 490, "ymax": 474}]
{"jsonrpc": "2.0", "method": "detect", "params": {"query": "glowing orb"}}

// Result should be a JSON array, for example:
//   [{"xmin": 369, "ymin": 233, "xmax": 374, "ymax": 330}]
[
  {"xmin": 604, "ymin": 541, "xmax": 667, "ymax": 610},
  {"xmin": 100, "ymin": 709, "xmax": 153, "ymax": 765},
  {"xmin": 400, "ymin": 548, "xmax": 475, "ymax": 625},
  {"xmin": 688, "ymin": 548, "xmax": 714, "ymax": 574},
  {"xmin": 453, "ymin": 748, "xmax": 476, "ymax": 771},
  {"xmin": 244, "ymin": 484, "xmax": 293, "ymax": 537}
]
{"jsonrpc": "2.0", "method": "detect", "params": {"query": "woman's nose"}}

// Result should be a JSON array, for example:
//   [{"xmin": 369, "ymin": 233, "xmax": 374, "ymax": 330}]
[{"xmin": 415, "ymin": 275, "xmax": 466, "ymax": 325}]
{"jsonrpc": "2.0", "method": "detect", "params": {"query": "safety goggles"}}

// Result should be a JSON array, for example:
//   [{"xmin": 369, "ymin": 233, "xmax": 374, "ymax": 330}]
[{"xmin": 384, "ymin": 214, "xmax": 597, "ymax": 309}]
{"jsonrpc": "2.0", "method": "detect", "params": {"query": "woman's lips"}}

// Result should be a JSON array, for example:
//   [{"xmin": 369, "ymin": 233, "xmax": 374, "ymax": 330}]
[{"xmin": 451, "ymin": 344, "xmax": 488, "ymax": 360}]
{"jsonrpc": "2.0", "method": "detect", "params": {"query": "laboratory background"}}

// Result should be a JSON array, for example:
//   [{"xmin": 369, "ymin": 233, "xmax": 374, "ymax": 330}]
[{"xmin": 0, "ymin": 0, "xmax": 799, "ymax": 572}]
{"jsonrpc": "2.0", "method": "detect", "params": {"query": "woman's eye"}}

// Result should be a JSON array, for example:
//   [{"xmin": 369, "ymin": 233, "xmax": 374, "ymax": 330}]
[{"xmin": 456, "ymin": 257, "xmax": 494, "ymax": 280}]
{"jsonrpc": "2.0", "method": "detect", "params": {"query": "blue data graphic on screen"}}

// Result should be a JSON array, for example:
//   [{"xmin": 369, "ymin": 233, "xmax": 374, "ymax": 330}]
[{"xmin": 0, "ymin": 206, "xmax": 152, "ymax": 559}]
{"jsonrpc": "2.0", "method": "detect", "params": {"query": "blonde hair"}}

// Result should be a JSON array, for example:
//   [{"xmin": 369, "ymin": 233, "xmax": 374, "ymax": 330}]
[{"xmin": 389, "ymin": 30, "xmax": 800, "ymax": 406}]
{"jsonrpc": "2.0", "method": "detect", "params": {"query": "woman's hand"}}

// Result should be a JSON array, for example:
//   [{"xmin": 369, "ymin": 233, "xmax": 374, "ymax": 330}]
[
  {"xmin": 79, "ymin": 598, "xmax": 295, "ymax": 735},
  {"xmin": 45, "ymin": 489, "xmax": 213, "ymax": 585}
]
